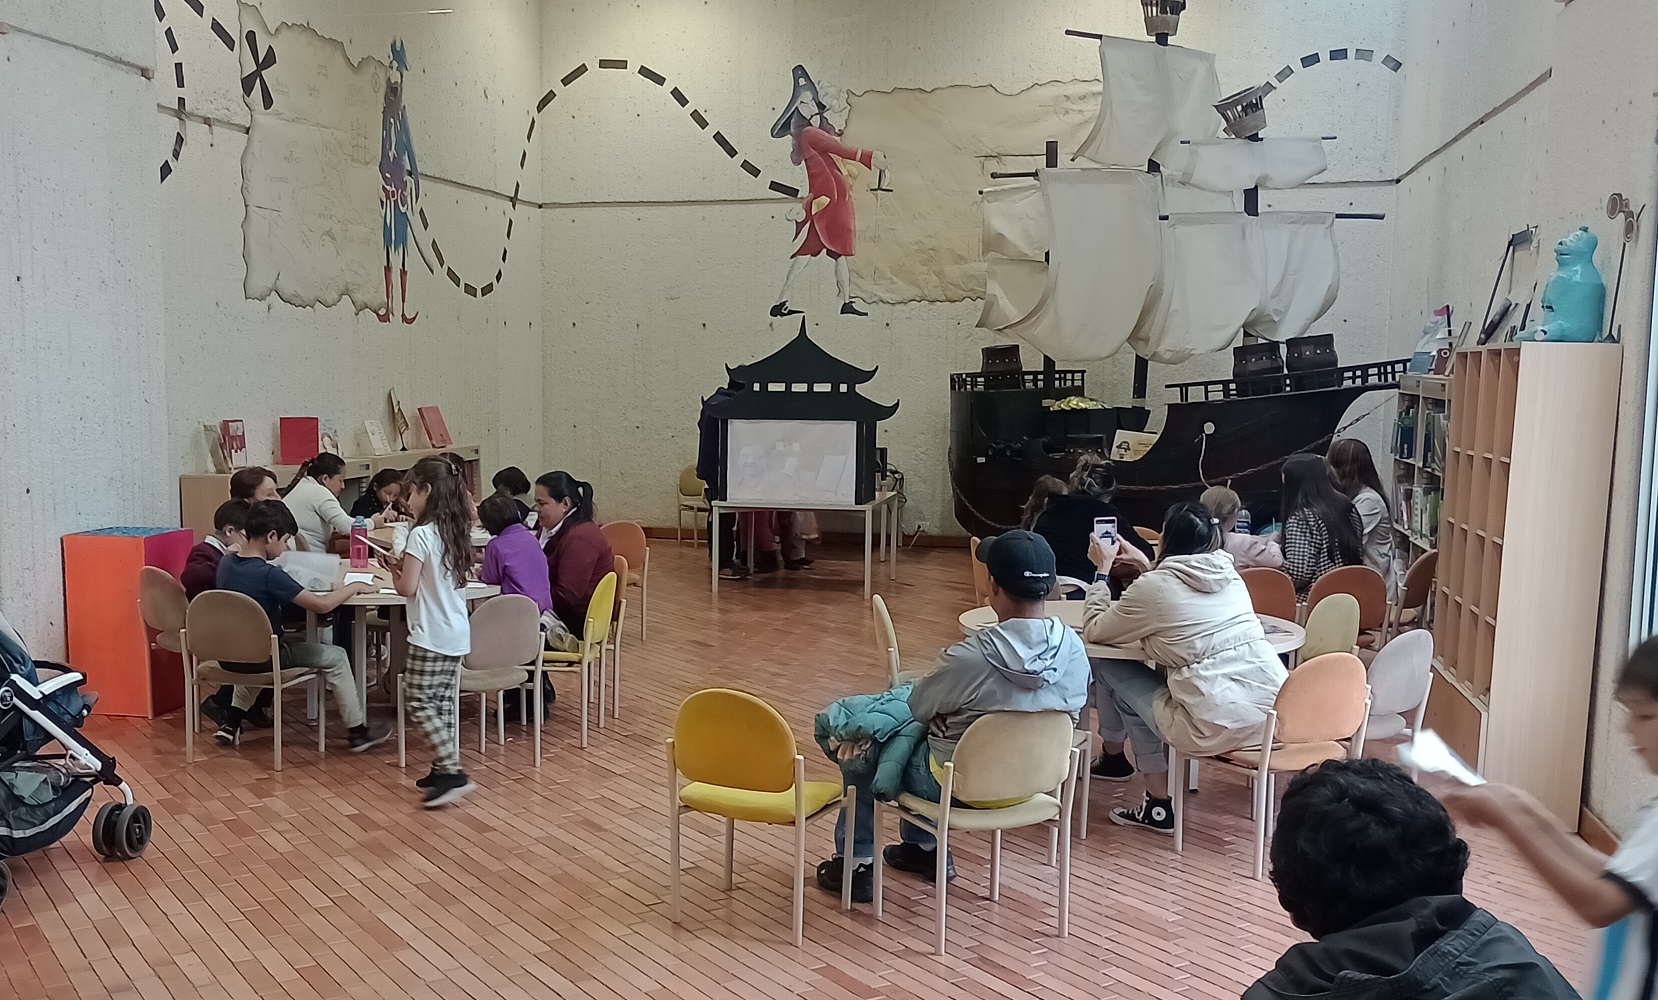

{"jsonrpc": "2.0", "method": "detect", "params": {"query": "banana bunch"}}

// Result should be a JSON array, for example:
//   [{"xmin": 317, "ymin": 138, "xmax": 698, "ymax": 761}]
[{"xmin": 1044, "ymin": 395, "xmax": 1108, "ymax": 411}]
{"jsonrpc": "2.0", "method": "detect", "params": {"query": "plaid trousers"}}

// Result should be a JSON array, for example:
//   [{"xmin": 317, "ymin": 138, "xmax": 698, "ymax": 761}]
[{"xmin": 405, "ymin": 644, "xmax": 463, "ymax": 775}]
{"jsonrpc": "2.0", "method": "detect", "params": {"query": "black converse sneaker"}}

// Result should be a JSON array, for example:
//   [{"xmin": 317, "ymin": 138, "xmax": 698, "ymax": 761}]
[
  {"xmin": 814, "ymin": 857, "xmax": 873, "ymax": 903},
  {"xmin": 1110, "ymin": 793, "xmax": 1174, "ymax": 834},
  {"xmin": 421, "ymin": 772, "xmax": 477, "ymax": 808},
  {"xmin": 1090, "ymin": 751, "xmax": 1135, "ymax": 782}
]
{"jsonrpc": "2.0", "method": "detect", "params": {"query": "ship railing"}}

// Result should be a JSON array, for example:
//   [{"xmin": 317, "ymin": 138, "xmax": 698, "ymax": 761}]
[
  {"xmin": 1165, "ymin": 359, "xmax": 1409, "ymax": 402},
  {"xmin": 950, "ymin": 370, "xmax": 1087, "ymax": 393}
]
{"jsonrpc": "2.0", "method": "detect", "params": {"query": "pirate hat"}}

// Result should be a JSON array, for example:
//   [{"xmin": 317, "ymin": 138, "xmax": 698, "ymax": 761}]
[{"xmin": 770, "ymin": 65, "xmax": 822, "ymax": 138}]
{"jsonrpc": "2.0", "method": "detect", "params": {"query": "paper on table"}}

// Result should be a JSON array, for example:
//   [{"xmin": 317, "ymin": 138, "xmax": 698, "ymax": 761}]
[
  {"xmin": 342, "ymin": 573, "xmax": 376, "ymax": 585},
  {"xmin": 275, "ymin": 551, "xmax": 344, "ymax": 592},
  {"xmin": 1398, "ymin": 729, "xmax": 1485, "ymax": 785},
  {"xmin": 377, "ymin": 588, "xmax": 399, "ymax": 594}
]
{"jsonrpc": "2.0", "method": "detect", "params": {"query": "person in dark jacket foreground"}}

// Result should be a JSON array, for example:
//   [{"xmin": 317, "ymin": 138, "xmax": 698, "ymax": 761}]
[{"xmin": 1245, "ymin": 759, "xmax": 1578, "ymax": 1000}]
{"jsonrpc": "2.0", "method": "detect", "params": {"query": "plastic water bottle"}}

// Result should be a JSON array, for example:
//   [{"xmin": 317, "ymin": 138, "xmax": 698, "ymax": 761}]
[
  {"xmin": 349, "ymin": 516, "xmax": 370, "ymax": 569},
  {"xmin": 1235, "ymin": 508, "xmax": 1253, "ymax": 535}
]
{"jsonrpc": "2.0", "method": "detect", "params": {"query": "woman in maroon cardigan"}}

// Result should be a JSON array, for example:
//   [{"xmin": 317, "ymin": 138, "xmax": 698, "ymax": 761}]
[{"xmin": 532, "ymin": 471, "xmax": 614, "ymax": 639}]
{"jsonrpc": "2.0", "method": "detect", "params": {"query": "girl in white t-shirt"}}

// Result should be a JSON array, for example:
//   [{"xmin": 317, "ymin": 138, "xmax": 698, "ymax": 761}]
[{"xmin": 390, "ymin": 457, "xmax": 475, "ymax": 808}]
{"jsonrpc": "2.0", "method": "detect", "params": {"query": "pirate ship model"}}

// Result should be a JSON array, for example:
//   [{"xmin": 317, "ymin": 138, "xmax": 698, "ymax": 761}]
[{"xmin": 952, "ymin": 1, "xmax": 1405, "ymax": 534}]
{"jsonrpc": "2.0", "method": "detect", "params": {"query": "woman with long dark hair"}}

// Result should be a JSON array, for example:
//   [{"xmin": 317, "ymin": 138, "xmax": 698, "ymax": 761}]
[
  {"xmin": 1019, "ymin": 475, "xmax": 1068, "ymax": 530},
  {"xmin": 1031, "ymin": 455, "xmax": 1155, "ymax": 595},
  {"xmin": 1327, "ymin": 438, "xmax": 1394, "ymax": 581},
  {"xmin": 1278, "ymin": 453, "xmax": 1365, "ymax": 593},
  {"xmin": 533, "ymin": 472, "xmax": 614, "ymax": 640},
  {"xmin": 1079, "ymin": 502, "xmax": 1286, "ymax": 833}
]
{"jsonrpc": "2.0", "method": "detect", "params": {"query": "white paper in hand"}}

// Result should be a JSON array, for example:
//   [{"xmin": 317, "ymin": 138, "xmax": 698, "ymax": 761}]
[{"xmin": 1398, "ymin": 729, "xmax": 1485, "ymax": 785}]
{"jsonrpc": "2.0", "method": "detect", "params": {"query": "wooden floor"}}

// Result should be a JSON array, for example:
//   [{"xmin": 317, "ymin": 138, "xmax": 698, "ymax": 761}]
[{"xmin": 1, "ymin": 544, "xmax": 1591, "ymax": 1000}]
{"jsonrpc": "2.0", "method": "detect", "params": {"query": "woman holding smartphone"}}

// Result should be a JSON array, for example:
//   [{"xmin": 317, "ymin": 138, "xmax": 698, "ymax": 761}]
[{"xmin": 1031, "ymin": 454, "xmax": 1155, "ymax": 596}]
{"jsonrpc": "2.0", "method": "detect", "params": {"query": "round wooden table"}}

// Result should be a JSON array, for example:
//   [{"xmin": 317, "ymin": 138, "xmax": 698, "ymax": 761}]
[
  {"xmin": 957, "ymin": 601, "xmax": 1305, "ymax": 660},
  {"xmin": 307, "ymin": 578, "xmax": 501, "ymax": 705}
]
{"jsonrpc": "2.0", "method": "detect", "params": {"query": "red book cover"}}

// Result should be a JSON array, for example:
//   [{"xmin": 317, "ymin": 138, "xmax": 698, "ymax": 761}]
[
  {"xmin": 417, "ymin": 406, "xmax": 452, "ymax": 448},
  {"xmin": 279, "ymin": 416, "xmax": 320, "ymax": 465}
]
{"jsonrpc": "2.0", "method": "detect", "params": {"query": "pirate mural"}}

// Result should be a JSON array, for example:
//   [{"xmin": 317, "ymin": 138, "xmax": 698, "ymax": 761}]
[
  {"xmin": 378, "ymin": 39, "xmax": 422, "ymax": 324},
  {"xmin": 770, "ymin": 66, "xmax": 887, "ymax": 318}
]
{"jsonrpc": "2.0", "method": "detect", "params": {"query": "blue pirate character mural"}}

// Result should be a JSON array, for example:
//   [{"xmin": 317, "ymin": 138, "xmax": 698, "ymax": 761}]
[{"xmin": 379, "ymin": 39, "xmax": 423, "ymax": 324}]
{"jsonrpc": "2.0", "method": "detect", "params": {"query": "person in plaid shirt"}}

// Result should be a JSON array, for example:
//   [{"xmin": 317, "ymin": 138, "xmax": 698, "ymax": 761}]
[{"xmin": 1275, "ymin": 454, "xmax": 1364, "ymax": 594}]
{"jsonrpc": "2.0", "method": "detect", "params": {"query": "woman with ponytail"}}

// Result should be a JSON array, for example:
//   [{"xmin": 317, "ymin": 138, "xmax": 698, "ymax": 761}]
[
  {"xmin": 533, "ymin": 472, "xmax": 614, "ymax": 641},
  {"xmin": 1077, "ymin": 501, "xmax": 1286, "ymax": 835}
]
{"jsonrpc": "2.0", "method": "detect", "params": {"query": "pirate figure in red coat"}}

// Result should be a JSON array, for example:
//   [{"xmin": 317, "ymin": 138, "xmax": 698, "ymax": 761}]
[{"xmin": 769, "ymin": 66, "xmax": 886, "ymax": 318}]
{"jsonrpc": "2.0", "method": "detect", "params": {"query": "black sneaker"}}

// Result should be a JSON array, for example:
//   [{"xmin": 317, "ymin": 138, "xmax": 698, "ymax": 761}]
[
  {"xmin": 415, "ymin": 769, "xmax": 439, "ymax": 790},
  {"xmin": 883, "ymin": 843, "xmax": 956, "ymax": 883},
  {"xmin": 421, "ymin": 772, "xmax": 476, "ymax": 808},
  {"xmin": 718, "ymin": 564, "xmax": 750, "ymax": 581},
  {"xmin": 784, "ymin": 558, "xmax": 808, "ymax": 571},
  {"xmin": 1090, "ymin": 751, "xmax": 1135, "ymax": 782},
  {"xmin": 199, "ymin": 697, "xmax": 229, "ymax": 727},
  {"xmin": 1110, "ymin": 793, "xmax": 1174, "ymax": 835},
  {"xmin": 213, "ymin": 722, "xmax": 241, "ymax": 747},
  {"xmin": 814, "ymin": 857, "xmax": 873, "ymax": 903},
  {"xmin": 348, "ymin": 722, "xmax": 392, "ymax": 753}
]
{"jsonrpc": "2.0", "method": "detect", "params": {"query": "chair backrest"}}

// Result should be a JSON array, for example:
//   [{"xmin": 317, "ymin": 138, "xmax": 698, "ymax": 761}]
[
  {"xmin": 1367, "ymin": 629, "xmax": 1435, "ymax": 716},
  {"xmin": 464, "ymin": 594, "xmax": 542, "ymax": 670},
  {"xmin": 580, "ymin": 572, "xmax": 619, "ymax": 656},
  {"xmin": 1275, "ymin": 652, "xmax": 1369, "ymax": 744},
  {"xmin": 948, "ymin": 711, "xmax": 1076, "ymax": 803},
  {"xmin": 1399, "ymin": 549, "xmax": 1439, "ymax": 612},
  {"xmin": 600, "ymin": 520, "xmax": 648, "ymax": 574},
  {"xmin": 1240, "ymin": 567, "xmax": 1297, "ymax": 622},
  {"xmin": 1301, "ymin": 593, "xmax": 1361, "ymax": 660},
  {"xmin": 674, "ymin": 688, "xmax": 797, "ymax": 792},
  {"xmin": 1307, "ymin": 565, "xmax": 1388, "ymax": 630},
  {"xmin": 1134, "ymin": 525, "xmax": 1162, "ymax": 545},
  {"xmin": 138, "ymin": 566, "xmax": 187, "ymax": 634},
  {"xmin": 872, "ymin": 594, "xmax": 900, "ymax": 685},
  {"xmin": 612, "ymin": 554, "xmax": 630, "ymax": 618},
  {"xmin": 184, "ymin": 591, "xmax": 276, "ymax": 663},
  {"xmin": 678, "ymin": 465, "xmax": 705, "ymax": 500},
  {"xmin": 969, "ymin": 537, "xmax": 993, "ymax": 606}
]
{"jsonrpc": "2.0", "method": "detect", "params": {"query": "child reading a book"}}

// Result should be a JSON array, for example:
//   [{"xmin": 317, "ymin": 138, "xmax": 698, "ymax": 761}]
[
  {"xmin": 1442, "ymin": 635, "xmax": 1658, "ymax": 1000},
  {"xmin": 386, "ymin": 458, "xmax": 476, "ymax": 808},
  {"xmin": 211, "ymin": 501, "xmax": 390, "ymax": 752}
]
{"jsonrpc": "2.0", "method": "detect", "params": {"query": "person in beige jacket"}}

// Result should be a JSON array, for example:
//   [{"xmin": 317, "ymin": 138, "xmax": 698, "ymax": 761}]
[{"xmin": 1080, "ymin": 502, "xmax": 1287, "ymax": 834}]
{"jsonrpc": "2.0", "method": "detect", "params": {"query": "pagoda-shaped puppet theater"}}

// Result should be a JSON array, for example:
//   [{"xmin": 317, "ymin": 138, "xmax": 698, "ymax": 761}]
[{"xmin": 707, "ymin": 319, "xmax": 898, "ymax": 506}]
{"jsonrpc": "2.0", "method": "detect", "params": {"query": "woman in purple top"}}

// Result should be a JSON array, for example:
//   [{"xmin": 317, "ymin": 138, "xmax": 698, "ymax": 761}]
[{"xmin": 477, "ymin": 496, "xmax": 553, "ymax": 614}]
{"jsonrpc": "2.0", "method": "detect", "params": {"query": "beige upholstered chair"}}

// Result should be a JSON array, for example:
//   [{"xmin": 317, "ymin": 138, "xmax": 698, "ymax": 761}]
[
  {"xmin": 1387, "ymin": 549, "xmax": 1439, "ymax": 639},
  {"xmin": 676, "ymin": 465, "xmax": 708, "ymax": 544},
  {"xmin": 182, "ymin": 590, "xmax": 326, "ymax": 770},
  {"xmin": 872, "ymin": 711, "xmax": 1080, "ymax": 955},
  {"xmin": 968, "ymin": 538, "xmax": 993, "ymax": 607},
  {"xmin": 871, "ymin": 594, "xmax": 927, "ymax": 689},
  {"xmin": 138, "ymin": 566, "xmax": 187, "ymax": 655},
  {"xmin": 1172, "ymin": 652, "xmax": 1370, "ymax": 879},
  {"xmin": 1301, "ymin": 592, "xmax": 1361, "ymax": 662},
  {"xmin": 667, "ymin": 688, "xmax": 847, "ymax": 946},
  {"xmin": 451, "ymin": 594, "xmax": 539, "ymax": 755}
]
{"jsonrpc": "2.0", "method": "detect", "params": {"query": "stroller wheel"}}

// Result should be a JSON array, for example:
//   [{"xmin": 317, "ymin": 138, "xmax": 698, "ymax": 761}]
[
  {"xmin": 91, "ymin": 803, "xmax": 120, "ymax": 860},
  {"xmin": 0, "ymin": 859, "xmax": 9, "ymax": 912},
  {"xmin": 114, "ymin": 805, "xmax": 152, "ymax": 860}
]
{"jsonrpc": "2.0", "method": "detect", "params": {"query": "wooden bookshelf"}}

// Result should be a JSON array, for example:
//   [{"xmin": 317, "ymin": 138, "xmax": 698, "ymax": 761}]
[
  {"xmin": 1423, "ymin": 343, "xmax": 1621, "ymax": 825},
  {"xmin": 1392, "ymin": 373, "xmax": 1450, "ymax": 555}
]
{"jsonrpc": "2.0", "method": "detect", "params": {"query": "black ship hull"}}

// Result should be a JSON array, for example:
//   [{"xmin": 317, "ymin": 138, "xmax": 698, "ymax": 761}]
[{"xmin": 949, "ymin": 360, "xmax": 1406, "ymax": 535}]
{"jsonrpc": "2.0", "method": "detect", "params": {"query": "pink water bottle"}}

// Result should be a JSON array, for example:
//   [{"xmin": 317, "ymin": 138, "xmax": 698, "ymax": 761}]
[{"xmin": 349, "ymin": 517, "xmax": 370, "ymax": 569}]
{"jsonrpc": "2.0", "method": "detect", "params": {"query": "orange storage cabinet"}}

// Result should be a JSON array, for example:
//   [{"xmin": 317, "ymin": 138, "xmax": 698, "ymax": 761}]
[{"xmin": 62, "ymin": 527, "xmax": 194, "ymax": 718}]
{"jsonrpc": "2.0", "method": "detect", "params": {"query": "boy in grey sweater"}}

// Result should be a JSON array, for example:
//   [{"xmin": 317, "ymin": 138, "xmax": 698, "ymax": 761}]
[{"xmin": 817, "ymin": 530, "xmax": 1090, "ymax": 900}]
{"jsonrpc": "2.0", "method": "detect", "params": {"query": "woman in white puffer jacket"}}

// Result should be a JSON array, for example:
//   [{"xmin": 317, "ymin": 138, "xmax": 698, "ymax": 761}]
[{"xmin": 1080, "ymin": 502, "xmax": 1287, "ymax": 834}]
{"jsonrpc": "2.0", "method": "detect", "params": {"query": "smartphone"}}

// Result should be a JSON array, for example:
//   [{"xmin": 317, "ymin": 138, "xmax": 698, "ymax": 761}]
[{"xmin": 1092, "ymin": 516, "xmax": 1118, "ymax": 546}]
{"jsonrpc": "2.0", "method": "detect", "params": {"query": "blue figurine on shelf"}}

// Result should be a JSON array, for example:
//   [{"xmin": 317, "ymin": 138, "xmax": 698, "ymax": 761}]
[{"xmin": 1517, "ymin": 226, "xmax": 1605, "ymax": 342}]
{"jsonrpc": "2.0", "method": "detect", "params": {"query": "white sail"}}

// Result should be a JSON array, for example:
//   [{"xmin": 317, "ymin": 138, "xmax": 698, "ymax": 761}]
[
  {"xmin": 1074, "ymin": 37, "xmax": 1220, "ymax": 168},
  {"xmin": 1129, "ymin": 212, "xmax": 1340, "ymax": 364},
  {"xmin": 980, "ymin": 180, "xmax": 1048, "ymax": 261},
  {"xmin": 1159, "ymin": 173, "xmax": 1238, "ymax": 213},
  {"xmin": 1160, "ymin": 137, "xmax": 1329, "ymax": 193},
  {"xmin": 978, "ymin": 168, "xmax": 1160, "ymax": 362}
]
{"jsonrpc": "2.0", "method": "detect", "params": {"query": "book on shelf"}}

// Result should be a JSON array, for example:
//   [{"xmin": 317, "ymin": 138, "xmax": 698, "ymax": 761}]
[
  {"xmin": 278, "ymin": 416, "xmax": 320, "ymax": 465},
  {"xmin": 218, "ymin": 419, "xmax": 247, "ymax": 469},
  {"xmin": 1394, "ymin": 411, "xmax": 1417, "ymax": 462},
  {"xmin": 417, "ymin": 406, "xmax": 453, "ymax": 448},
  {"xmin": 364, "ymin": 419, "xmax": 393, "ymax": 456}
]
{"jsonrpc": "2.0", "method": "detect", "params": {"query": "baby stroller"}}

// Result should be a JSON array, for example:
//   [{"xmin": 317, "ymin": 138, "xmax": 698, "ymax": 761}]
[{"xmin": 0, "ymin": 612, "xmax": 152, "ymax": 912}]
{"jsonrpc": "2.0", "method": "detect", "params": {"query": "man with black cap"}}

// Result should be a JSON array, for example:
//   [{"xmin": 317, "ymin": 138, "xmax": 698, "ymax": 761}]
[{"xmin": 817, "ymin": 529, "xmax": 1090, "ymax": 901}]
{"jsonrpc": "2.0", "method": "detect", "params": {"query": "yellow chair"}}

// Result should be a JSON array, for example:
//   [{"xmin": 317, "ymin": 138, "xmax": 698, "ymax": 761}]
[
  {"xmin": 536, "ymin": 572, "xmax": 617, "ymax": 753},
  {"xmin": 1301, "ymin": 592, "xmax": 1361, "ymax": 662},
  {"xmin": 600, "ymin": 520, "xmax": 650, "ymax": 642},
  {"xmin": 601, "ymin": 554, "xmax": 629, "ymax": 723},
  {"xmin": 873, "ymin": 711, "xmax": 1080, "ymax": 955},
  {"xmin": 668, "ymin": 689, "xmax": 847, "ymax": 946},
  {"xmin": 676, "ymin": 465, "xmax": 709, "ymax": 545},
  {"xmin": 182, "ymin": 591, "xmax": 327, "ymax": 771}
]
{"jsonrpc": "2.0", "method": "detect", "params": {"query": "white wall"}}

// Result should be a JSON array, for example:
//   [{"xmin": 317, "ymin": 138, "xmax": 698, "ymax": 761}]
[
  {"xmin": 537, "ymin": 0, "xmax": 1408, "ymax": 533},
  {"xmin": 0, "ymin": 1, "xmax": 169, "ymax": 657},
  {"xmin": 1389, "ymin": 0, "xmax": 1658, "ymax": 832}
]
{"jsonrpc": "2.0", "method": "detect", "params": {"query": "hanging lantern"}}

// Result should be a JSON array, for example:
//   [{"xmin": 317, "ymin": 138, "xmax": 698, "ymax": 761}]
[
  {"xmin": 1214, "ymin": 83, "xmax": 1271, "ymax": 139},
  {"xmin": 1141, "ymin": 0, "xmax": 1186, "ymax": 37}
]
